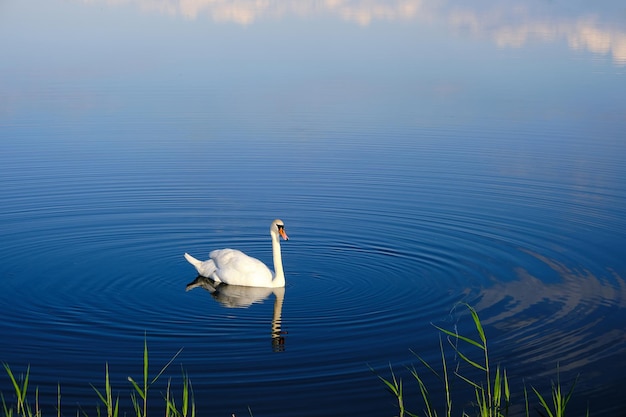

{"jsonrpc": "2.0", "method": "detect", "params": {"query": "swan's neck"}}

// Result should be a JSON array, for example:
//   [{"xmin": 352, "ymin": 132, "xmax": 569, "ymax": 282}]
[{"xmin": 271, "ymin": 232, "xmax": 285, "ymax": 287}]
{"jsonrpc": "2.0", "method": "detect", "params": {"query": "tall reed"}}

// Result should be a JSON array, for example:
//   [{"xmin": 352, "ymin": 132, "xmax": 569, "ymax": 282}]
[
  {"xmin": 1, "ymin": 309, "xmax": 587, "ymax": 417},
  {"xmin": 530, "ymin": 365, "xmax": 583, "ymax": 417},
  {"xmin": 91, "ymin": 363, "xmax": 119, "ymax": 417},
  {"xmin": 126, "ymin": 338, "xmax": 183, "ymax": 417},
  {"xmin": 376, "ymin": 303, "xmax": 583, "ymax": 417},
  {"xmin": 2, "ymin": 340, "xmax": 191, "ymax": 417},
  {"xmin": 1, "ymin": 364, "xmax": 39, "ymax": 417}
]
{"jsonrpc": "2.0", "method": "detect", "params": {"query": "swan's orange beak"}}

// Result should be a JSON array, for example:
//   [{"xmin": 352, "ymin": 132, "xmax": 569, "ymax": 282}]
[{"xmin": 279, "ymin": 228, "xmax": 289, "ymax": 241}]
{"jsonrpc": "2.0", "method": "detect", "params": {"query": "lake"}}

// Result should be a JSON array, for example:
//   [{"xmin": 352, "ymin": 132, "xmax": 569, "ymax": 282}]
[{"xmin": 1, "ymin": 0, "xmax": 625, "ymax": 416}]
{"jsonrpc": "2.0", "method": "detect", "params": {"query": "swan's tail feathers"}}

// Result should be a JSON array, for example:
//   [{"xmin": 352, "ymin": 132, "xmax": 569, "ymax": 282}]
[
  {"xmin": 184, "ymin": 253, "xmax": 202, "ymax": 269},
  {"xmin": 184, "ymin": 252, "xmax": 218, "ymax": 279}
]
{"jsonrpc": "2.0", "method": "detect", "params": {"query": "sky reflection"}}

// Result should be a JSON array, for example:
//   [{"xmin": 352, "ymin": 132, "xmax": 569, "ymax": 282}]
[
  {"xmin": 465, "ymin": 248, "xmax": 626, "ymax": 380},
  {"xmin": 78, "ymin": 0, "xmax": 626, "ymax": 65}
]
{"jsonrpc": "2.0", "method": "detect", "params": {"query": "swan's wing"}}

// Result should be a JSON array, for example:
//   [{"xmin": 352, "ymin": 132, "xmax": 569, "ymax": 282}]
[
  {"xmin": 210, "ymin": 249, "xmax": 273, "ymax": 285},
  {"xmin": 195, "ymin": 259, "xmax": 217, "ymax": 278}
]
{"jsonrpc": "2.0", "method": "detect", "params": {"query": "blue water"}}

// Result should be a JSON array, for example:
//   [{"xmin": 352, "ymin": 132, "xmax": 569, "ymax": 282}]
[{"xmin": 2, "ymin": 1, "xmax": 626, "ymax": 416}]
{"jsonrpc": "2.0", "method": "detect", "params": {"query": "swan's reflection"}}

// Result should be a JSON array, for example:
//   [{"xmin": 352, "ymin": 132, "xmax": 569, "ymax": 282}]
[{"xmin": 186, "ymin": 276, "xmax": 286, "ymax": 352}]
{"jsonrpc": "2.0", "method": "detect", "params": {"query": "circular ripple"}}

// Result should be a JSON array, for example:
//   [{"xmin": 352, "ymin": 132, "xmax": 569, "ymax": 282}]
[{"xmin": 2, "ymin": 128, "xmax": 625, "ymax": 416}]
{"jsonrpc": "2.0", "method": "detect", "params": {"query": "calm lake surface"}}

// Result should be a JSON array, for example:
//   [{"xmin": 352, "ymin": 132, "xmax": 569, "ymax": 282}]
[{"xmin": 1, "ymin": 1, "xmax": 626, "ymax": 416}]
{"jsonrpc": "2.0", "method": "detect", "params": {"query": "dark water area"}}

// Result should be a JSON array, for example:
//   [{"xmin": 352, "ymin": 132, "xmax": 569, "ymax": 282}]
[{"xmin": 1, "ymin": 1, "xmax": 626, "ymax": 416}]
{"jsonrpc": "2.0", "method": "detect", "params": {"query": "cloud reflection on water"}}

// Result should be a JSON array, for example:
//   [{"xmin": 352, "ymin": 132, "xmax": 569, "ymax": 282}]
[
  {"xmin": 80, "ymin": 0, "xmax": 626, "ymax": 65},
  {"xmin": 447, "ymin": 7, "xmax": 626, "ymax": 66},
  {"xmin": 471, "ymin": 248, "xmax": 626, "ymax": 376}
]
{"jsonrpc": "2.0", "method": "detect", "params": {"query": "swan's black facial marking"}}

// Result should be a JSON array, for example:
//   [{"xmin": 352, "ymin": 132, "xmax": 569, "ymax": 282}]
[{"xmin": 276, "ymin": 223, "xmax": 289, "ymax": 240}]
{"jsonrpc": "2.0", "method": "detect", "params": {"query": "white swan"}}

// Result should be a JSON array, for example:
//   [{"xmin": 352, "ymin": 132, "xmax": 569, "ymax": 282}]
[{"xmin": 184, "ymin": 219, "xmax": 289, "ymax": 288}]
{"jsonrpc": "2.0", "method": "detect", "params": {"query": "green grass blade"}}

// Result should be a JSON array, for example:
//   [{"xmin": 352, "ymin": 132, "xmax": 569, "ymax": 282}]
[
  {"xmin": 143, "ymin": 338, "xmax": 149, "ymax": 391},
  {"xmin": 502, "ymin": 368, "xmax": 510, "ymax": 415},
  {"xmin": 371, "ymin": 364, "xmax": 407, "ymax": 417},
  {"xmin": 433, "ymin": 325, "xmax": 485, "ymax": 351},
  {"xmin": 127, "ymin": 377, "xmax": 145, "ymax": 400},
  {"xmin": 90, "ymin": 383, "xmax": 107, "ymax": 406},
  {"xmin": 152, "ymin": 347, "xmax": 184, "ymax": 385},
  {"xmin": 3, "ymin": 363, "xmax": 30, "ymax": 414},
  {"xmin": 129, "ymin": 392, "xmax": 142, "ymax": 417},
  {"xmin": 493, "ymin": 366, "xmax": 502, "ymax": 405},
  {"xmin": 1, "ymin": 392, "xmax": 13, "ymax": 417},
  {"xmin": 464, "ymin": 304, "xmax": 486, "ymax": 345},
  {"xmin": 410, "ymin": 349, "xmax": 442, "ymax": 381},
  {"xmin": 450, "ymin": 344, "xmax": 487, "ymax": 372},
  {"xmin": 90, "ymin": 363, "xmax": 120, "ymax": 417},
  {"xmin": 523, "ymin": 383, "xmax": 530, "ymax": 417},
  {"xmin": 454, "ymin": 370, "xmax": 482, "ymax": 392},
  {"xmin": 562, "ymin": 374, "xmax": 579, "ymax": 407},
  {"xmin": 532, "ymin": 386, "xmax": 555, "ymax": 417}
]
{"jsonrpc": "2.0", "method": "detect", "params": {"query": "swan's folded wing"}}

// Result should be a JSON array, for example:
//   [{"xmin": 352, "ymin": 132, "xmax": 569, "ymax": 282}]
[{"xmin": 210, "ymin": 248, "xmax": 273, "ymax": 284}]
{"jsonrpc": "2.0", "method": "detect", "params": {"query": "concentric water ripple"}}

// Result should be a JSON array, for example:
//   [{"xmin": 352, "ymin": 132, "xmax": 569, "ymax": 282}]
[{"xmin": 1, "ymin": 124, "xmax": 625, "ymax": 416}]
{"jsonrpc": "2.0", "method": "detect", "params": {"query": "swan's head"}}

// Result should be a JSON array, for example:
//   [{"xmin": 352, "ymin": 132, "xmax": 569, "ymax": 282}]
[{"xmin": 271, "ymin": 219, "xmax": 289, "ymax": 241}]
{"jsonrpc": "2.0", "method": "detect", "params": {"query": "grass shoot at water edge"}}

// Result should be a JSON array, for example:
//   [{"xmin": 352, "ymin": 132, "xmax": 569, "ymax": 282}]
[{"xmin": 2, "ymin": 305, "xmax": 584, "ymax": 416}]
